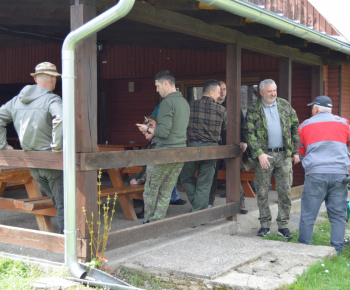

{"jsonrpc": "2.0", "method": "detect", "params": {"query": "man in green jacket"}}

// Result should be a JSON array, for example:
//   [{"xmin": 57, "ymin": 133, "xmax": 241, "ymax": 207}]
[
  {"xmin": 136, "ymin": 70, "xmax": 190, "ymax": 223},
  {"xmin": 246, "ymin": 79, "xmax": 299, "ymax": 239}
]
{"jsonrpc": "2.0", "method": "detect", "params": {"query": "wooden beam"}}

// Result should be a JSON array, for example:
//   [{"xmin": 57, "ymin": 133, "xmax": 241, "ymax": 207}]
[
  {"xmin": 197, "ymin": 11, "xmax": 246, "ymax": 27},
  {"xmin": 125, "ymin": 1, "xmax": 325, "ymax": 65},
  {"xmin": 273, "ymin": 34, "xmax": 307, "ymax": 47},
  {"xmin": 0, "ymin": 146, "xmax": 240, "ymax": 170},
  {"xmin": 311, "ymin": 65, "xmax": 324, "ymax": 99},
  {"xmin": 226, "ymin": 44, "xmax": 241, "ymax": 205},
  {"xmin": 279, "ymin": 57, "xmax": 292, "ymax": 102},
  {"xmin": 70, "ymin": 0, "xmax": 98, "ymax": 260},
  {"xmin": 0, "ymin": 151, "xmax": 64, "ymax": 169},
  {"xmin": 0, "ymin": 225, "xmax": 65, "ymax": 253},
  {"xmin": 243, "ymin": 23, "xmax": 281, "ymax": 38},
  {"xmin": 106, "ymin": 202, "xmax": 240, "ymax": 251},
  {"xmin": 300, "ymin": 43, "xmax": 330, "ymax": 55},
  {"xmin": 80, "ymin": 145, "xmax": 241, "ymax": 171},
  {"xmin": 147, "ymin": 0, "xmax": 199, "ymax": 10}
]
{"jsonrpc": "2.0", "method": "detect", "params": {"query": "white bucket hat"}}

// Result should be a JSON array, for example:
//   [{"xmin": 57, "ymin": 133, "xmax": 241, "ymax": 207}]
[{"xmin": 30, "ymin": 62, "xmax": 61, "ymax": 77}]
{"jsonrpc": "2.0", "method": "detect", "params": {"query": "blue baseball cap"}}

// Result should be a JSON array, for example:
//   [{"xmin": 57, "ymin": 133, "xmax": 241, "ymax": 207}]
[{"xmin": 307, "ymin": 95, "xmax": 332, "ymax": 108}]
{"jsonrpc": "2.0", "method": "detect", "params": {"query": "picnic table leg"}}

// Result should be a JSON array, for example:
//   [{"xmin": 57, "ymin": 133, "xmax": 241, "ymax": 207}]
[
  {"xmin": 25, "ymin": 178, "xmax": 55, "ymax": 232},
  {"xmin": 24, "ymin": 178, "xmax": 42, "ymax": 198},
  {"xmin": 241, "ymin": 181, "xmax": 256, "ymax": 198},
  {"xmin": 35, "ymin": 215, "xmax": 55, "ymax": 232},
  {"xmin": 107, "ymin": 169, "xmax": 125, "ymax": 188},
  {"xmin": 0, "ymin": 182, "xmax": 6, "ymax": 197},
  {"xmin": 118, "ymin": 195, "xmax": 138, "ymax": 221}
]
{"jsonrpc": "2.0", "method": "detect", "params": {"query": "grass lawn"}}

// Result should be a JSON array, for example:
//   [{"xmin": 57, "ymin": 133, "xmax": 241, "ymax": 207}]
[{"xmin": 264, "ymin": 213, "xmax": 350, "ymax": 290}]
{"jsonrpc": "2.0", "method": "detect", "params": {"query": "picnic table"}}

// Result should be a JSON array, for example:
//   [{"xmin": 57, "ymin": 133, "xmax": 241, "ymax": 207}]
[
  {"xmin": 0, "ymin": 166, "xmax": 56, "ymax": 232},
  {"xmin": 98, "ymin": 144, "xmax": 145, "ymax": 220}
]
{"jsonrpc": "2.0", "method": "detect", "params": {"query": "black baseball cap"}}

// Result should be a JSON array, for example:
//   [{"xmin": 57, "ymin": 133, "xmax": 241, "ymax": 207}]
[{"xmin": 307, "ymin": 96, "xmax": 332, "ymax": 108}]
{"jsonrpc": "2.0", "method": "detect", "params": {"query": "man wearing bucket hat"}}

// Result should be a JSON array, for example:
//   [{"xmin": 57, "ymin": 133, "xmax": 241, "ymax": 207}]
[
  {"xmin": 0, "ymin": 62, "xmax": 64, "ymax": 234},
  {"xmin": 298, "ymin": 95, "xmax": 350, "ymax": 254}
]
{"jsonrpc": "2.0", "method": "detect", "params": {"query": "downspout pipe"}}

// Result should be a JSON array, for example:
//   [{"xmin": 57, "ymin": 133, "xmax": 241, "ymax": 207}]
[
  {"xmin": 199, "ymin": 0, "xmax": 350, "ymax": 55},
  {"xmin": 61, "ymin": 0, "xmax": 135, "ymax": 281}
]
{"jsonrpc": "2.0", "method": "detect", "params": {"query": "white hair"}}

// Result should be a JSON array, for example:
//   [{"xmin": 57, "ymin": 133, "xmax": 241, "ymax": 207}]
[
  {"xmin": 259, "ymin": 79, "xmax": 277, "ymax": 92},
  {"xmin": 314, "ymin": 105, "xmax": 332, "ymax": 113}
]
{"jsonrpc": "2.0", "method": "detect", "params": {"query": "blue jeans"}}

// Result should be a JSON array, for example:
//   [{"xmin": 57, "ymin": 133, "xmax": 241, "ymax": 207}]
[
  {"xmin": 170, "ymin": 186, "xmax": 180, "ymax": 202},
  {"xmin": 298, "ymin": 174, "xmax": 348, "ymax": 252}
]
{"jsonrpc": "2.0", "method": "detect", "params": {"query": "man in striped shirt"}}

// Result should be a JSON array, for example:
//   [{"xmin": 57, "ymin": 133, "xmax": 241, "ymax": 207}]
[{"xmin": 298, "ymin": 95, "xmax": 350, "ymax": 254}]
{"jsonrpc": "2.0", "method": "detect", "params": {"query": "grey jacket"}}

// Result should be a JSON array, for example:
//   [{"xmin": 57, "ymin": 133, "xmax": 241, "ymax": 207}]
[{"xmin": 0, "ymin": 84, "xmax": 62, "ymax": 151}]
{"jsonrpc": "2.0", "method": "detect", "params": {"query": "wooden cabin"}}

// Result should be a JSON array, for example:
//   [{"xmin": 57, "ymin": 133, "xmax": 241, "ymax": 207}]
[{"xmin": 0, "ymin": 0, "xmax": 349, "ymax": 260}]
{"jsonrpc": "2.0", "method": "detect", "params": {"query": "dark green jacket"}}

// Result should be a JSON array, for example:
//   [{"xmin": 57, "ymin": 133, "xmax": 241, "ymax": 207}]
[
  {"xmin": 245, "ymin": 97, "xmax": 299, "ymax": 159},
  {"xmin": 154, "ymin": 92, "xmax": 190, "ymax": 149}
]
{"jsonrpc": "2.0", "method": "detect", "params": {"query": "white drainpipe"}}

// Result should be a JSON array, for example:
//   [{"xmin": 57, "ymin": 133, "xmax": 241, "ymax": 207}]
[
  {"xmin": 61, "ymin": 0, "xmax": 136, "ymax": 284},
  {"xmin": 199, "ymin": 0, "xmax": 350, "ymax": 55}
]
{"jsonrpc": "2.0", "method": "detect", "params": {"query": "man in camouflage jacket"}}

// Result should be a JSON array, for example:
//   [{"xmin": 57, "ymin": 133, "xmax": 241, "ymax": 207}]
[{"xmin": 246, "ymin": 79, "xmax": 299, "ymax": 239}]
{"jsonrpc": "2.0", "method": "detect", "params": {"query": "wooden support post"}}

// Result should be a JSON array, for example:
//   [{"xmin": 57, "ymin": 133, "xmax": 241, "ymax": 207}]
[
  {"xmin": 226, "ymin": 44, "xmax": 241, "ymax": 210},
  {"xmin": 70, "ymin": 0, "xmax": 98, "ymax": 261},
  {"xmin": 311, "ymin": 65, "xmax": 324, "ymax": 100},
  {"xmin": 279, "ymin": 57, "xmax": 292, "ymax": 103}
]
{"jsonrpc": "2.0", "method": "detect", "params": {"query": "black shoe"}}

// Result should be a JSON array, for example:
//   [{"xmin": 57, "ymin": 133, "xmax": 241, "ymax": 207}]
[
  {"xmin": 278, "ymin": 228, "xmax": 293, "ymax": 240},
  {"xmin": 240, "ymin": 207, "xmax": 248, "ymax": 214},
  {"xmin": 136, "ymin": 208, "xmax": 144, "ymax": 219},
  {"xmin": 170, "ymin": 198, "xmax": 187, "ymax": 205},
  {"xmin": 143, "ymin": 220, "xmax": 150, "ymax": 224},
  {"xmin": 220, "ymin": 193, "xmax": 226, "ymax": 198},
  {"xmin": 257, "ymin": 227, "xmax": 270, "ymax": 237}
]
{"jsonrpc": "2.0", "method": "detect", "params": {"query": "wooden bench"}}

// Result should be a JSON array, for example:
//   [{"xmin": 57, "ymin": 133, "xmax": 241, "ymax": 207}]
[
  {"xmin": 0, "ymin": 167, "xmax": 56, "ymax": 232},
  {"xmin": 1, "ymin": 145, "xmax": 145, "ymax": 225},
  {"xmin": 180, "ymin": 168, "xmax": 276, "ymax": 198},
  {"xmin": 240, "ymin": 169, "xmax": 276, "ymax": 198},
  {"xmin": 98, "ymin": 145, "xmax": 145, "ymax": 220},
  {"xmin": 101, "ymin": 168, "xmax": 144, "ymax": 221}
]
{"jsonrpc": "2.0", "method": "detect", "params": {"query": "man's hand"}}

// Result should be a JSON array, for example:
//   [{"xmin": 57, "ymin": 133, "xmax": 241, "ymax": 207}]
[
  {"xmin": 258, "ymin": 153, "xmax": 273, "ymax": 169},
  {"xmin": 292, "ymin": 154, "xmax": 300, "ymax": 165},
  {"xmin": 130, "ymin": 178, "xmax": 138, "ymax": 185},
  {"xmin": 240, "ymin": 142, "xmax": 247, "ymax": 152},
  {"xmin": 136, "ymin": 123, "xmax": 147, "ymax": 133},
  {"xmin": 7, "ymin": 145, "xmax": 14, "ymax": 150},
  {"xmin": 136, "ymin": 123, "xmax": 154, "ymax": 135}
]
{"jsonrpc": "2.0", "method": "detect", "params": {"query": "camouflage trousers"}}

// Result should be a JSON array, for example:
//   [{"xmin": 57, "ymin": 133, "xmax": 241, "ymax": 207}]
[
  {"xmin": 255, "ymin": 152, "xmax": 292, "ymax": 229},
  {"xmin": 143, "ymin": 162, "xmax": 184, "ymax": 222}
]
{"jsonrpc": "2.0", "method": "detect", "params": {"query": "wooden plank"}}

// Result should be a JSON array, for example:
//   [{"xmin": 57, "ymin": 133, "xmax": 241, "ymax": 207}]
[
  {"xmin": 13, "ymin": 197, "xmax": 54, "ymax": 211},
  {"xmin": 299, "ymin": 0, "xmax": 306, "ymax": 25},
  {"xmin": 81, "ymin": 145, "xmax": 241, "ymax": 171},
  {"xmin": 100, "ymin": 185, "xmax": 144, "ymax": 199},
  {"xmin": 311, "ymin": 66, "xmax": 324, "ymax": 98},
  {"xmin": 0, "ymin": 150, "xmax": 64, "ymax": 169},
  {"xmin": 70, "ymin": 0, "xmax": 98, "ymax": 261},
  {"xmin": 106, "ymin": 202, "xmax": 240, "ymax": 250},
  {"xmin": 279, "ymin": 57, "xmax": 292, "ymax": 102},
  {"xmin": 0, "ymin": 146, "xmax": 239, "ymax": 170},
  {"xmin": 0, "ymin": 225, "xmax": 65, "ymax": 253},
  {"xmin": 226, "ymin": 44, "xmax": 241, "ymax": 204},
  {"xmin": 126, "ymin": 1, "xmax": 324, "ymax": 66},
  {"xmin": 0, "ymin": 198, "xmax": 56, "ymax": 216}
]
